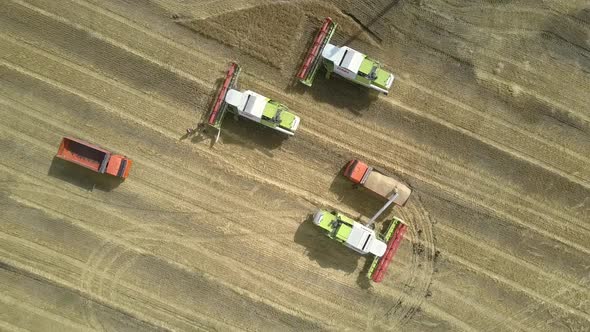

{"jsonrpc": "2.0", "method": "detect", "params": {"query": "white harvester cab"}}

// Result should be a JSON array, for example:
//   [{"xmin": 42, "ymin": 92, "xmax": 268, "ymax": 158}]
[
  {"xmin": 345, "ymin": 223, "xmax": 387, "ymax": 257},
  {"xmin": 321, "ymin": 43, "xmax": 394, "ymax": 94},
  {"xmin": 224, "ymin": 88, "xmax": 300, "ymax": 136},
  {"xmin": 225, "ymin": 89, "xmax": 267, "ymax": 122},
  {"xmin": 323, "ymin": 44, "xmax": 365, "ymax": 81}
]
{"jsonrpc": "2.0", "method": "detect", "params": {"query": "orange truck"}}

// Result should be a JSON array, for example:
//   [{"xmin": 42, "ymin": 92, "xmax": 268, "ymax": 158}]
[
  {"xmin": 56, "ymin": 137, "xmax": 132, "ymax": 179},
  {"xmin": 344, "ymin": 159, "xmax": 411, "ymax": 207}
]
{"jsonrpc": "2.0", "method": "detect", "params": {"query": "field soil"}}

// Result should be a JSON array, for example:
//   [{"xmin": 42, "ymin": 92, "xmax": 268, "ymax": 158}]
[{"xmin": 1, "ymin": 0, "xmax": 589, "ymax": 331}]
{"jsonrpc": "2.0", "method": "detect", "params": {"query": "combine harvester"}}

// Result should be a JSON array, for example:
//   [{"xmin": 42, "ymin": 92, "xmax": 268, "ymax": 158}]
[
  {"xmin": 55, "ymin": 137, "xmax": 132, "ymax": 179},
  {"xmin": 206, "ymin": 62, "xmax": 300, "ymax": 142},
  {"xmin": 312, "ymin": 209, "xmax": 407, "ymax": 282},
  {"xmin": 297, "ymin": 17, "xmax": 395, "ymax": 94},
  {"xmin": 308, "ymin": 160, "xmax": 412, "ymax": 282}
]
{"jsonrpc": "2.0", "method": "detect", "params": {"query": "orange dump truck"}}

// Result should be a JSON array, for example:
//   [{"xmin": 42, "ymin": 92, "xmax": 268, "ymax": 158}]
[
  {"xmin": 56, "ymin": 137, "xmax": 132, "ymax": 179},
  {"xmin": 343, "ymin": 159, "xmax": 411, "ymax": 206}
]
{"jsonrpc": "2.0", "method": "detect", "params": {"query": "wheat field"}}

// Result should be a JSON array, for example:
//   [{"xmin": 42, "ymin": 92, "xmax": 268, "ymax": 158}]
[{"xmin": 1, "ymin": 0, "xmax": 589, "ymax": 331}]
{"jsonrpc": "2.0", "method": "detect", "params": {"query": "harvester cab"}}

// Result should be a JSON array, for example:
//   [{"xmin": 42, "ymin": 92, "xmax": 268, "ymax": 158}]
[
  {"xmin": 313, "ymin": 210, "xmax": 385, "ymax": 255},
  {"xmin": 312, "ymin": 209, "xmax": 407, "ymax": 282},
  {"xmin": 347, "ymin": 222, "xmax": 387, "ymax": 256},
  {"xmin": 205, "ymin": 63, "xmax": 300, "ymax": 142},
  {"xmin": 297, "ymin": 17, "xmax": 395, "ymax": 94}
]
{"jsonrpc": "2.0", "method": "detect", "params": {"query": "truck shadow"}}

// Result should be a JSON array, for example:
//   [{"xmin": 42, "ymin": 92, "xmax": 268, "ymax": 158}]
[
  {"xmin": 293, "ymin": 214, "xmax": 359, "ymax": 274},
  {"xmin": 48, "ymin": 157, "xmax": 123, "ymax": 192}
]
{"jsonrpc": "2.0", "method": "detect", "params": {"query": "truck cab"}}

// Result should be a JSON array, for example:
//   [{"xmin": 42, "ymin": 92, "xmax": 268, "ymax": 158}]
[
  {"xmin": 104, "ymin": 154, "xmax": 132, "ymax": 178},
  {"xmin": 225, "ymin": 89, "xmax": 300, "ymax": 135}
]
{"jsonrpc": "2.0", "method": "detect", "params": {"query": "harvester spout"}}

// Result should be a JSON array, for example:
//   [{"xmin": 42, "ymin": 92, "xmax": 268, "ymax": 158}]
[{"xmin": 366, "ymin": 192, "xmax": 399, "ymax": 227}]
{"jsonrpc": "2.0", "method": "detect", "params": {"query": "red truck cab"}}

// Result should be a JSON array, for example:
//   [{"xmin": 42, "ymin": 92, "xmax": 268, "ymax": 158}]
[
  {"xmin": 56, "ymin": 137, "xmax": 132, "ymax": 179},
  {"xmin": 344, "ymin": 159, "xmax": 370, "ymax": 184}
]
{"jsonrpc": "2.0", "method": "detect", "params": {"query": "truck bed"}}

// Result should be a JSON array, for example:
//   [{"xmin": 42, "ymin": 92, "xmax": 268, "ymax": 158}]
[
  {"xmin": 364, "ymin": 170, "xmax": 412, "ymax": 206},
  {"xmin": 56, "ymin": 137, "xmax": 110, "ymax": 172}
]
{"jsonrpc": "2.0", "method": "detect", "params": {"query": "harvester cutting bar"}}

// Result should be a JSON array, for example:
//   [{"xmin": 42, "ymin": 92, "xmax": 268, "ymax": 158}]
[
  {"xmin": 208, "ymin": 62, "xmax": 240, "ymax": 128},
  {"xmin": 368, "ymin": 219, "xmax": 407, "ymax": 283},
  {"xmin": 297, "ymin": 17, "xmax": 337, "ymax": 86}
]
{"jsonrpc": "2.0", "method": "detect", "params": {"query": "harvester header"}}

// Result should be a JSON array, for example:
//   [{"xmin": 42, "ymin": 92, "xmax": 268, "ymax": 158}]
[
  {"xmin": 207, "ymin": 62, "xmax": 241, "ymax": 140},
  {"xmin": 367, "ymin": 217, "xmax": 407, "ymax": 282},
  {"xmin": 297, "ymin": 17, "xmax": 337, "ymax": 86}
]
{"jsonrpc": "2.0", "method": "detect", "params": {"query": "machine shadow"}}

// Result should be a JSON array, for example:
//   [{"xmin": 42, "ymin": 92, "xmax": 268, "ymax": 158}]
[
  {"xmin": 48, "ymin": 157, "xmax": 123, "ymax": 192},
  {"xmin": 356, "ymin": 256, "xmax": 374, "ymax": 290},
  {"xmin": 218, "ymin": 116, "xmax": 288, "ymax": 152},
  {"xmin": 294, "ymin": 214, "xmax": 359, "ymax": 274},
  {"xmin": 181, "ymin": 75, "xmax": 224, "ymax": 145},
  {"xmin": 342, "ymin": 0, "xmax": 402, "ymax": 45},
  {"xmin": 288, "ymin": 74, "xmax": 378, "ymax": 115}
]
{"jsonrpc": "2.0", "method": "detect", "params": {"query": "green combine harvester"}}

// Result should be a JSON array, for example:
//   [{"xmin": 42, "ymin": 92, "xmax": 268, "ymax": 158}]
[
  {"xmin": 206, "ymin": 62, "xmax": 300, "ymax": 142},
  {"xmin": 312, "ymin": 209, "xmax": 408, "ymax": 282},
  {"xmin": 297, "ymin": 17, "xmax": 395, "ymax": 94}
]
